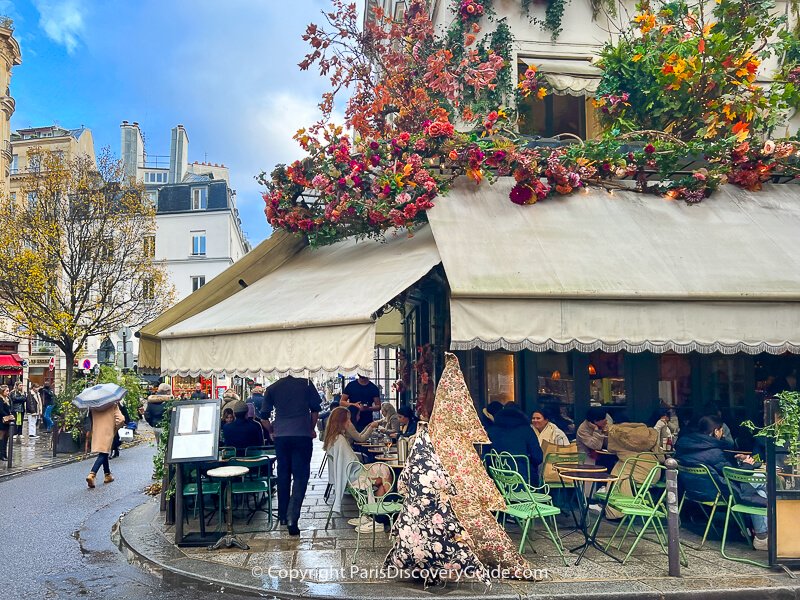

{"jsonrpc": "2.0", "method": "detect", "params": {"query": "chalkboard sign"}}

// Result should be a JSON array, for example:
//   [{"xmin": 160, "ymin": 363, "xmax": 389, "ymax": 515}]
[{"xmin": 166, "ymin": 399, "xmax": 220, "ymax": 464}]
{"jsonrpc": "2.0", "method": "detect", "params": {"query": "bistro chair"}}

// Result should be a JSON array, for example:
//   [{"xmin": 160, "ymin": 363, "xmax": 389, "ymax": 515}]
[
  {"xmin": 345, "ymin": 461, "xmax": 404, "ymax": 563},
  {"xmin": 604, "ymin": 464, "xmax": 688, "ymax": 566},
  {"xmin": 219, "ymin": 446, "xmax": 237, "ymax": 460},
  {"xmin": 487, "ymin": 465, "xmax": 566, "ymax": 565},
  {"xmin": 484, "ymin": 450, "xmax": 533, "ymax": 484},
  {"xmin": 180, "ymin": 464, "xmax": 223, "ymax": 526},
  {"xmin": 229, "ymin": 455, "xmax": 275, "ymax": 525},
  {"xmin": 720, "ymin": 466, "xmax": 769, "ymax": 568},
  {"xmin": 677, "ymin": 464, "xmax": 744, "ymax": 550}
]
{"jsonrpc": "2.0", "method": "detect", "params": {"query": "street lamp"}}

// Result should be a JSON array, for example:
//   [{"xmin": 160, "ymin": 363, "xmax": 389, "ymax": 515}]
[{"xmin": 97, "ymin": 337, "xmax": 116, "ymax": 366}]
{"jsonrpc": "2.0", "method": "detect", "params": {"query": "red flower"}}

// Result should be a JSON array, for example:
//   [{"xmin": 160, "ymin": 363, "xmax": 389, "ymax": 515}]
[{"xmin": 509, "ymin": 183, "xmax": 533, "ymax": 205}]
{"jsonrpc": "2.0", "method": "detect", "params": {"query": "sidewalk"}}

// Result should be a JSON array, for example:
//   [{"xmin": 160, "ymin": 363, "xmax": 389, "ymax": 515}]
[
  {"xmin": 117, "ymin": 443, "xmax": 800, "ymax": 600},
  {"xmin": 1, "ymin": 426, "xmax": 154, "ymax": 481}
]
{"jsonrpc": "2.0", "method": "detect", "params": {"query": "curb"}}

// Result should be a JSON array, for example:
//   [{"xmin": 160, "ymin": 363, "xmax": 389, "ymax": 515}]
[{"xmin": 117, "ymin": 501, "xmax": 800, "ymax": 600}]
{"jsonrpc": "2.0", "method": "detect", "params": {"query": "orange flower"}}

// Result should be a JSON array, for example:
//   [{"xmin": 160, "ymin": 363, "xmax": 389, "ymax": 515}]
[
  {"xmin": 731, "ymin": 120, "xmax": 750, "ymax": 142},
  {"xmin": 537, "ymin": 87, "xmax": 547, "ymax": 99},
  {"xmin": 632, "ymin": 54, "xmax": 643, "ymax": 62}
]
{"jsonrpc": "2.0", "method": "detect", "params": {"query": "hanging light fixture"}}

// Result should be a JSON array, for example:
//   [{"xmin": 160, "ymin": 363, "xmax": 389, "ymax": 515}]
[
  {"xmin": 588, "ymin": 364, "xmax": 597, "ymax": 376},
  {"xmin": 550, "ymin": 370, "xmax": 561, "ymax": 381}
]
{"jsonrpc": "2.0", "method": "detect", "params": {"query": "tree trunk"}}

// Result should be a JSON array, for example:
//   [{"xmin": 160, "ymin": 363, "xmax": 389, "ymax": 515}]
[{"xmin": 63, "ymin": 346, "xmax": 75, "ymax": 389}]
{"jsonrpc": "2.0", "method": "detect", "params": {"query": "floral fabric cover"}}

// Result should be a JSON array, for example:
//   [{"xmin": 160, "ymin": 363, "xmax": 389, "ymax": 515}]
[
  {"xmin": 429, "ymin": 352, "xmax": 535, "ymax": 579},
  {"xmin": 384, "ymin": 425, "xmax": 489, "ymax": 587}
]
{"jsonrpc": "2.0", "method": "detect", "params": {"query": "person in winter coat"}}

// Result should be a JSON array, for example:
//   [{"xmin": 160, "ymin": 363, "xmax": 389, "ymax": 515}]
[
  {"xmin": 486, "ymin": 405, "xmax": 543, "ymax": 483},
  {"xmin": 26, "ymin": 384, "xmax": 43, "ymax": 438},
  {"xmin": 10, "ymin": 382, "xmax": 26, "ymax": 439},
  {"xmin": 396, "ymin": 405, "xmax": 418, "ymax": 438},
  {"xmin": 86, "ymin": 402, "xmax": 124, "ymax": 488},
  {"xmin": 144, "ymin": 383, "xmax": 172, "ymax": 445},
  {"xmin": 220, "ymin": 389, "xmax": 240, "ymax": 416},
  {"xmin": 0, "ymin": 385, "xmax": 13, "ymax": 460},
  {"xmin": 675, "ymin": 414, "xmax": 734, "ymax": 498}
]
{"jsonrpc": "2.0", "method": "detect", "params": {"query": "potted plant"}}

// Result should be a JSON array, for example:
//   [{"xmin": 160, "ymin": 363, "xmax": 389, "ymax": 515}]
[
  {"xmin": 51, "ymin": 381, "xmax": 88, "ymax": 454},
  {"xmin": 743, "ymin": 391, "xmax": 800, "ymax": 471}
]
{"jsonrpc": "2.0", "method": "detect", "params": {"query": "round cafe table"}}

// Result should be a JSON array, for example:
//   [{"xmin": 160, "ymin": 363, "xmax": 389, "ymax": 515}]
[
  {"xmin": 558, "ymin": 470, "xmax": 621, "ymax": 566},
  {"xmin": 554, "ymin": 462, "xmax": 607, "ymax": 473},
  {"xmin": 207, "ymin": 466, "xmax": 250, "ymax": 550}
]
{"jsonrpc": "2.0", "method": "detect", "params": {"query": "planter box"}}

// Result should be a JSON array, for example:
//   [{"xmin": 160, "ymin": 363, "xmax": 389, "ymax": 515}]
[{"xmin": 55, "ymin": 431, "xmax": 81, "ymax": 454}]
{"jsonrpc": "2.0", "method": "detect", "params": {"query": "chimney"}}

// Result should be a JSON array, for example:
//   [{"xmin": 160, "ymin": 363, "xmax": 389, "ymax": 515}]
[{"xmin": 169, "ymin": 124, "xmax": 189, "ymax": 184}]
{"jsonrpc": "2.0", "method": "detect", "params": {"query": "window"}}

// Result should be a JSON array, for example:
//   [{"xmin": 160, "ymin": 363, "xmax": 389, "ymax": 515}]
[
  {"xmin": 191, "ymin": 275, "xmax": 206, "ymax": 292},
  {"xmin": 27, "ymin": 192, "xmax": 37, "ymax": 211},
  {"xmin": 143, "ymin": 235, "xmax": 155, "ymax": 258},
  {"xmin": 191, "ymin": 186, "xmax": 208, "ymax": 210},
  {"xmin": 517, "ymin": 64, "xmax": 588, "ymax": 139},
  {"xmin": 144, "ymin": 171, "xmax": 168, "ymax": 184},
  {"xmin": 537, "ymin": 351, "xmax": 576, "ymax": 432},
  {"xmin": 9, "ymin": 192, "xmax": 15, "ymax": 208},
  {"xmin": 191, "ymin": 231, "xmax": 206, "ymax": 256},
  {"xmin": 145, "ymin": 190, "xmax": 157, "ymax": 206},
  {"xmin": 100, "ymin": 236, "xmax": 114, "ymax": 261},
  {"xmin": 10, "ymin": 154, "xmax": 18, "ymax": 174},
  {"xmin": 28, "ymin": 155, "xmax": 41, "ymax": 172},
  {"xmin": 142, "ymin": 278, "xmax": 154, "ymax": 300},
  {"xmin": 485, "ymin": 352, "xmax": 516, "ymax": 405},
  {"xmin": 588, "ymin": 351, "xmax": 626, "ymax": 408}
]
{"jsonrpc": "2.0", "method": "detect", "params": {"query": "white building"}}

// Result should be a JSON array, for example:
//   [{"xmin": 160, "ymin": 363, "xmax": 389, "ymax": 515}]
[{"xmin": 120, "ymin": 121, "xmax": 251, "ymax": 302}]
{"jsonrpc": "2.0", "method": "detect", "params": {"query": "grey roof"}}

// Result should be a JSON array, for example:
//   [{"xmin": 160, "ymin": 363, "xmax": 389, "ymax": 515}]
[{"xmin": 182, "ymin": 172, "xmax": 213, "ymax": 183}]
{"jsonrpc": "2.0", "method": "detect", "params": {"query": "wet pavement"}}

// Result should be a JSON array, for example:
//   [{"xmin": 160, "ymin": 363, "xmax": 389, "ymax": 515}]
[
  {"xmin": 0, "ymin": 440, "xmax": 260, "ymax": 599},
  {"xmin": 118, "ymin": 441, "xmax": 800, "ymax": 599}
]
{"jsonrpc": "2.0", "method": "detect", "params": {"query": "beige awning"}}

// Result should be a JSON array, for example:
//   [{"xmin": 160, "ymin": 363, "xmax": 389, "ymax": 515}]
[
  {"xmin": 137, "ymin": 230, "xmax": 306, "ymax": 373},
  {"xmin": 158, "ymin": 226, "xmax": 441, "ymax": 377},
  {"xmin": 521, "ymin": 56, "xmax": 601, "ymax": 96},
  {"xmin": 427, "ymin": 178, "xmax": 800, "ymax": 354}
]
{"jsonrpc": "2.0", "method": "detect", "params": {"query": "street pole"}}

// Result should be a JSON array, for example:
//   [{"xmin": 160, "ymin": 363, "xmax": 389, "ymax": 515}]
[
  {"xmin": 7, "ymin": 422, "xmax": 14, "ymax": 468},
  {"xmin": 665, "ymin": 457, "xmax": 681, "ymax": 577},
  {"xmin": 122, "ymin": 330, "xmax": 128, "ymax": 370}
]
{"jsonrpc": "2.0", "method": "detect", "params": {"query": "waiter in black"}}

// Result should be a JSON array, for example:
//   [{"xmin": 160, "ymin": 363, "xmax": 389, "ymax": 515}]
[
  {"xmin": 340, "ymin": 374, "xmax": 381, "ymax": 431},
  {"xmin": 260, "ymin": 375, "xmax": 321, "ymax": 536}
]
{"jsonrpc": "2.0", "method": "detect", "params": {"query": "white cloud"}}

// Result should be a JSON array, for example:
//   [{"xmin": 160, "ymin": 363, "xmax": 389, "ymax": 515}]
[{"xmin": 31, "ymin": 0, "xmax": 86, "ymax": 54}]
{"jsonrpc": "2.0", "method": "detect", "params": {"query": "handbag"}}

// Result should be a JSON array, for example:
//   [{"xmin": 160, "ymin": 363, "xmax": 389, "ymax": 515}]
[
  {"xmin": 113, "ymin": 406, "xmax": 125, "ymax": 430},
  {"xmin": 118, "ymin": 427, "xmax": 134, "ymax": 442}
]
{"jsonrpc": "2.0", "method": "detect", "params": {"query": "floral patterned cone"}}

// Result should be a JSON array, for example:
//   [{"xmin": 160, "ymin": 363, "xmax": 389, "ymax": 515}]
[
  {"xmin": 384, "ymin": 425, "xmax": 490, "ymax": 587},
  {"xmin": 429, "ymin": 352, "xmax": 535, "ymax": 579}
]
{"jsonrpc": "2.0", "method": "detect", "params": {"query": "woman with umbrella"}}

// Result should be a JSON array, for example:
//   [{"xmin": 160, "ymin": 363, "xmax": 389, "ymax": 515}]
[{"xmin": 73, "ymin": 384, "xmax": 126, "ymax": 488}]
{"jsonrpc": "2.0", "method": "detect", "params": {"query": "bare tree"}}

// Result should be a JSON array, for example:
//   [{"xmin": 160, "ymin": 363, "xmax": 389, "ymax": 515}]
[{"xmin": 0, "ymin": 148, "xmax": 175, "ymax": 386}]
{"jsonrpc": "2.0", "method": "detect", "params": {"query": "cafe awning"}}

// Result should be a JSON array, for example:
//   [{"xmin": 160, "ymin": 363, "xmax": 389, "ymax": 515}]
[
  {"xmin": 520, "ymin": 56, "xmax": 601, "ymax": 96},
  {"xmin": 427, "ymin": 178, "xmax": 800, "ymax": 355},
  {"xmin": 158, "ymin": 226, "xmax": 441, "ymax": 377},
  {"xmin": 0, "ymin": 354, "xmax": 23, "ymax": 373}
]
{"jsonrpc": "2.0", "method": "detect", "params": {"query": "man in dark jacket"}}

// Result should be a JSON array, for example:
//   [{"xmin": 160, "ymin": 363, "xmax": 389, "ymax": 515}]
[
  {"xmin": 222, "ymin": 401, "xmax": 264, "ymax": 455},
  {"xmin": 190, "ymin": 383, "xmax": 208, "ymax": 399},
  {"xmin": 675, "ymin": 414, "xmax": 734, "ymax": 499},
  {"xmin": 486, "ymin": 404, "xmax": 543, "ymax": 483}
]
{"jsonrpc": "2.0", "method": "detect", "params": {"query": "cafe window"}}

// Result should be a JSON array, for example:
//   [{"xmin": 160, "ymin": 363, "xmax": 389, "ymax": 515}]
[
  {"xmin": 485, "ymin": 352, "xmax": 516, "ymax": 405},
  {"xmin": 708, "ymin": 355, "xmax": 748, "ymax": 409},
  {"xmin": 536, "ymin": 351, "xmax": 576, "ymax": 432},
  {"xmin": 517, "ymin": 65, "xmax": 587, "ymax": 139},
  {"xmin": 588, "ymin": 351, "xmax": 626, "ymax": 407},
  {"xmin": 659, "ymin": 352, "xmax": 692, "ymax": 408}
]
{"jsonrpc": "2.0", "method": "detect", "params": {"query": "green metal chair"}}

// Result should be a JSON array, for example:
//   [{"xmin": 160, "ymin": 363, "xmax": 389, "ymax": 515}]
[
  {"xmin": 720, "ymin": 466, "xmax": 769, "ymax": 568},
  {"xmin": 485, "ymin": 451, "xmax": 551, "ymax": 504},
  {"xmin": 604, "ymin": 464, "xmax": 688, "ymax": 566},
  {"xmin": 180, "ymin": 464, "xmax": 223, "ymax": 525},
  {"xmin": 487, "ymin": 465, "xmax": 567, "ymax": 565},
  {"xmin": 219, "ymin": 446, "xmax": 237, "ymax": 460},
  {"xmin": 594, "ymin": 455, "xmax": 659, "ymax": 506},
  {"xmin": 244, "ymin": 445, "xmax": 275, "ymax": 458},
  {"xmin": 229, "ymin": 455, "xmax": 275, "ymax": 525},
  {"xmin": 346, "ymin": 461, "xmax": 404, "ymax": 563},
  {"xmin": 677, "ymin": 464, "xmax": 745, "ymax": 550}
]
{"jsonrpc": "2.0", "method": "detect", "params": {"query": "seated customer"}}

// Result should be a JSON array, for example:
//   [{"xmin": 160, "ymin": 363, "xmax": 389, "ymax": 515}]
[
  {"xmin": 222, "ymin": 401, "xmax": 264, "ymax": 455},
  {"xmin": 396, "ymin": 405, "xmax": 418, "ymax": 438},
  {"xmin": 532, "ymin": 407, "xmax": 569, "ymax": 446},
  {"xmin": 375, "ymin": 402, "xmax": 399, "ymax": 436},
  {"xmin": 577, "ymin": 407, "xmax": 609, "ymax": 465},
  {"xmin": 323, "ymin": 407, "xmax": 391, "ymax": 533},
  {"xmin": 486, "ymin": 404, "xmax": 543, "ymax": 483}
]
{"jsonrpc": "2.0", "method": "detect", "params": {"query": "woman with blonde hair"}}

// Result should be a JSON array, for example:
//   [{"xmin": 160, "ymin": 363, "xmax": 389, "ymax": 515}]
[{"xmin": 375, "ymin": 402, "xmax": 399, "ymax": 435}]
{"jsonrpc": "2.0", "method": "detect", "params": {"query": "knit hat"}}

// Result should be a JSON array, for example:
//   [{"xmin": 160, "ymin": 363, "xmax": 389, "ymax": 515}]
[
  {"xmin": 231, "ymin": 401, "xmax": 249, "ymax": 416},
  {"xmin": 157, "ymin": 383, "xmax": 172, "ymax": 395}
]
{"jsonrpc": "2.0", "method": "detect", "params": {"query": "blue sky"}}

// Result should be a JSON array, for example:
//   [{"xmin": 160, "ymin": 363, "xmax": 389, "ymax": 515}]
[{"xmin": 4, "ymin": 0, "xmax": 338, "ymax": 244}]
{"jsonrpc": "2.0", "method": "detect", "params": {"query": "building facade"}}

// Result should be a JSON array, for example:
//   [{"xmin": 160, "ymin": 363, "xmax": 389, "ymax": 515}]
[
  {"xmin": 0, "ymin": 19, "xmax": 22, "ymax": 383},
  {"xmin": 119, "ymin": 121, "xmax": 250, "ymax": 302}
]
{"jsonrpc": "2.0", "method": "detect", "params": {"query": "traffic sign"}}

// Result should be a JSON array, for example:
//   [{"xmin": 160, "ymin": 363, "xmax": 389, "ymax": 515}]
[
  {"xmin": 82, "ymin": 359, "xmax": 92, "ymax": 370},
  {"xmin": 117, "ymin": 326, "xmax": 132, "ymax": 340},
  {"xmin": 48, "ymin": 356, "xmax": 55, "ymax": 371}
]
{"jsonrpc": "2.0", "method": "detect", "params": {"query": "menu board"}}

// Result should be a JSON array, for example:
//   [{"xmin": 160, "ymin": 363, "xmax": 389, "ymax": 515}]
[{"xmin": 166, "ymin": 399, "xmax": 221, "ymax": 463}]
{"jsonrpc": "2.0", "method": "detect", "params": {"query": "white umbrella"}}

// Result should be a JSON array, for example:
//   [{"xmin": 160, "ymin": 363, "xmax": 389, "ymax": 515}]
[{"xmin": 72, "ymin": 383, "xmax": 127, "ymax": 410}]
